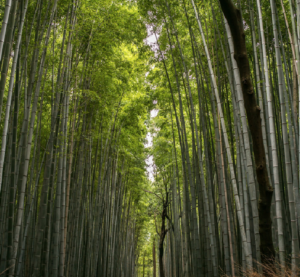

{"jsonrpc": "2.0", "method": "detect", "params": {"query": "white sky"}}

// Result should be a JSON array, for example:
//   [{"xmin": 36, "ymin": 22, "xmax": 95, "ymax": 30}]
[
  {"xmin": 144, "ymin": 24, "xmax": 158, "ymax": 51},
  {"xmin": 145, "ymin": 109, "xmax": 158, "ymax": 182},
  {"xmin": 144, "ymin": 26, "xmax": 159, "ymax": 183}
]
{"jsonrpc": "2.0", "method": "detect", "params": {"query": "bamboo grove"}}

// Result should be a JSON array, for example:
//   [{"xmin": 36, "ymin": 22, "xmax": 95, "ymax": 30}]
[
  {"xmin": 0, "ymin": 0, "xmax": 152, "ymax": 276},
  {"xmin": 137, "ymin": 0, "xmax": 300, "ymax": 276},
  {"xmin": 1, "ymin": 0, "xmax": 300, "ymax": 276}
]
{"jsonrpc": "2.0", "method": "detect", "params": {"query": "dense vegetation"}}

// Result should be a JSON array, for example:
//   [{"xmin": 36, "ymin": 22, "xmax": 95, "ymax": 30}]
[{"xmin": 0, "ymin": 0, "xmax": 300, "ymax": 276}]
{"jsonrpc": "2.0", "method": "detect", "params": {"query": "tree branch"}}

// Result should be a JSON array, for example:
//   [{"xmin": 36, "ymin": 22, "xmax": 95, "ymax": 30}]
[
  {"xmin": 165, "ymin": 214, "xmax": 174, "ymax": 231},
  {"xmin": 154, "ymin": 216, "xmax": 160, "ymax": 236},
  {"xmin": 142, "ymin": 189, "xmax": 163, "ymax": 200}
]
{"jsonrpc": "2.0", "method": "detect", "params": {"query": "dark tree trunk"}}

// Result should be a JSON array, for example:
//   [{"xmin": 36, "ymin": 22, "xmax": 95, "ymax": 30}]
[
  {"xmin": 159, "ymin": 236, "xmax": 164, "ymax": 277},
  {"xmin": 158, "ymin": 193, "xmax": 169, "ymax": 277},
  {"xmin": 219, "ymin": 0, "xmax": 275, "ymax": 272}
]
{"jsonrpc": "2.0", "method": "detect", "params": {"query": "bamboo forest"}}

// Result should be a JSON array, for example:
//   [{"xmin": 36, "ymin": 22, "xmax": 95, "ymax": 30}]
[{"xmin": 3, "ymin": 0, "xmax": 300, "ymax": 276}]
